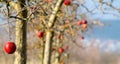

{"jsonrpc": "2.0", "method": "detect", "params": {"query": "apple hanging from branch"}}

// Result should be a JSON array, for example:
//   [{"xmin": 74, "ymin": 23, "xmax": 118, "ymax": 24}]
[
  {"xmin": 37, "ymin": 31, "xmax": 44, "ymax": 38},
  {"xmin": 64, "ymin": 0, "xmax": 71, "ymax": 6},
  {"xmin": 4, "ymin": 41, "xmax": 16, "ymax": 54}
]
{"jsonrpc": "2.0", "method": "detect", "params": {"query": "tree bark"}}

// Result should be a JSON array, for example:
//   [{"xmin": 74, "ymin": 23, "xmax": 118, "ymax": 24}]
[
  {"xmin": 44, "ymin": 30, "xmax": 53, "ymax": 64},
  {"xmin": 13, "ymin": 0, "xmax": 28, "ymax": 64},
  {"xmin": 43, "ymin": 0, "xmax": 63, "ymax": 64}
]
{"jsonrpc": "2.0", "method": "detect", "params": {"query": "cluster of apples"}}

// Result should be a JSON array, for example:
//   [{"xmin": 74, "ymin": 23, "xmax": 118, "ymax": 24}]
[
  {"xmin": 78, "ymin": 19, "xmax": 88, "ymax": 40},
  {"xmin": 77, "ymin": 19, "xmax": 88, "ymax": 29}
]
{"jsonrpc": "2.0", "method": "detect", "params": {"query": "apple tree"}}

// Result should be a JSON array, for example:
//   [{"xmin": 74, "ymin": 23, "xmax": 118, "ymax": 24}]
[
  {"xmin": 25, "ymin": 0, "xmax": 102, "ymax": 64},
  {"xmin": 0, "ymin": 0, "xmax": 27, "ymax": 64}
]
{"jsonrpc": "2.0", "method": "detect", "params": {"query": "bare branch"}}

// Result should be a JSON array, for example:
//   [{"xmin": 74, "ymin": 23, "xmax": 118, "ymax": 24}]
[
  {"xmin": 9, "ymin": 16, "xmax": 27, "ymax": 21},
  {"xmin": 101, "ymin": 2, "xmax": 120, "ymax": 13},
  {"xmin": 81, "ymin": 4, "xmax": 96, "ymax": 14}
]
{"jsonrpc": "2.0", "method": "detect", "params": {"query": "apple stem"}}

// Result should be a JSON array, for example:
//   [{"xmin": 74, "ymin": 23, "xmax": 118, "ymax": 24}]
[
  {"xmin": 6, "ymin": 1, "xmax": 12, "ymax": 41},
  {"xmin": 7, "ymin": 15, "xmax": 12, "ymax": 41}
]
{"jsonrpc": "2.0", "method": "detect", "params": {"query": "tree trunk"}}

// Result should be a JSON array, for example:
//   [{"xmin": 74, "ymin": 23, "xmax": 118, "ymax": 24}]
[
  {"xmin": 44, "ymin": 30, "xmax": 53, "ymax": 64},
  {"xmin": 43, "ymin": 0, "xmax": 63, "ymax": 64},
  {"xmin": 54, "ymin": 38, "xmax": 61, "ymax": 64},
  {"xmin": 14, "ymin": 0, "xmax": 27, "ymax": 64}
]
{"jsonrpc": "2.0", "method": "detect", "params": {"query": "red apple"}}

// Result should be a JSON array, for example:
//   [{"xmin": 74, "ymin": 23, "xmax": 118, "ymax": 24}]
[
  {"xmin": 58, "ymin": 47, "xmax": 64, "ymax": 53},
  {"xmin": 64, "ymin": 0, "xmax": 71, "ymax": 6},
  {"xmin": 80, "ymin": 36, "xmax": 84, "ymax": 40},
  {"xmin": 65, "ymin": 20, "xmax": 69, "ymax": 24},
  {"xmin": 58, "ymin": 34, "xmax": 62, "ymax": 39},
  {"xmin": 82, "ymin": 19, "xmax": 87, "ymax": 24},
  {"xmin": 4, "ymin": 41, "xmax": 16, "ymax": 54},
  {"xmin": 45, "ymin": 0, "xmax": 52, "ymax": 3},
  {"xmin": 82, "ymin": 24, "xmax": 87, "ymax": 29},
  {"xmin": 38, "ymin": 31, "xmax": 44, "ymax": 38},
  {"xmin": 77, "ymin": 21, "xmax": 82, "ymax": 26}
]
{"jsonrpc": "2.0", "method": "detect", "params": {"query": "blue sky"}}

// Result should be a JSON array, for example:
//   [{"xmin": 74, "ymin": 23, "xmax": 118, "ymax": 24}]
[
  {"xmin": 76, "ymin": 0, "xmax": 120, "ymax": 41},
  {"xmin": 84, "ymin": 0, "xmax": 120, "ymax": 20},
  {"xmin": 78, "ymin": 0, "xmax": 120, "ymax": 52},
  {"xmin": 91, "ymin": 20, "xmax": 120, "ymax": 40}
]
